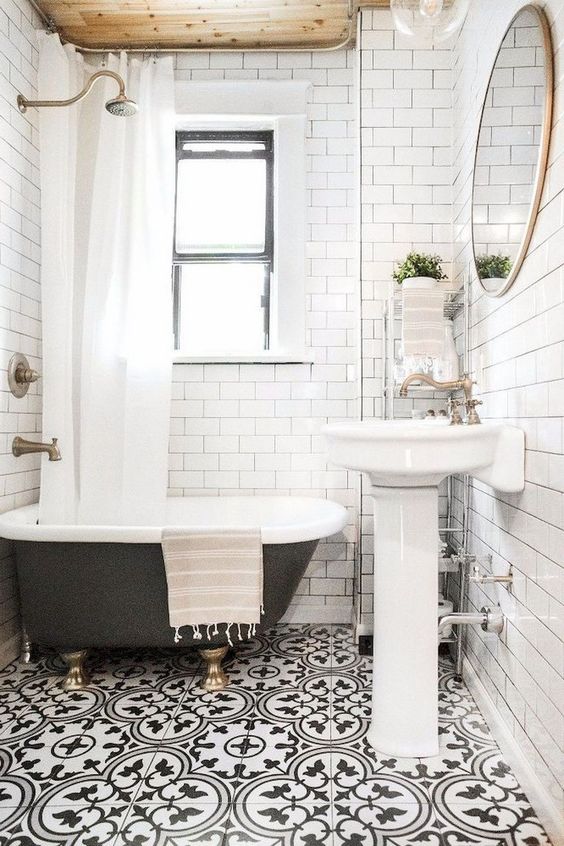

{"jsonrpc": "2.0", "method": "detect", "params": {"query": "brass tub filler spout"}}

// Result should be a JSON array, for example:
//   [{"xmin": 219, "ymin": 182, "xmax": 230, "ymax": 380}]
[{"xmin": 12, "ymin": 436, "xmax": 62, "ymax": 461}]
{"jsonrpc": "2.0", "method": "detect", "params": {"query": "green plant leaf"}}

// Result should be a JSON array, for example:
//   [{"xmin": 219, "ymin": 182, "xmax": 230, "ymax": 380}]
[
  {"xmin": 392, "ymin": 251, "xmax": 447, "ymax": 284},
  {"xmin": 475, "ymin": 253, "xmax": 512, "ymax": 279}
]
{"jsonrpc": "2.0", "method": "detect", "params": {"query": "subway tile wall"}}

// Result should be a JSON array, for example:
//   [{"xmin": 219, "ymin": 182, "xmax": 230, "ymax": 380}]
[
  {"xmin": 0, "ymin": 0, "xmax": 41, "ymax": 668},
  {"xmin": 358, "ymin": 9, "xmax": 453, "ymax": 628},
  {"xmin": 170, "ymin": 52, "xmax": 359, "ymax": 623},
  {"xmin": 452, "ymin": 0, "xmax": 564, "ymax": 814}
]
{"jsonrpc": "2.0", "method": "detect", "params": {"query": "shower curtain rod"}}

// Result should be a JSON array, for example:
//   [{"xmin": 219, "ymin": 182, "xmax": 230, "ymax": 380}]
[{"xmin": 27, "ymin": 0, "xmax": 357, "ymax": 54}]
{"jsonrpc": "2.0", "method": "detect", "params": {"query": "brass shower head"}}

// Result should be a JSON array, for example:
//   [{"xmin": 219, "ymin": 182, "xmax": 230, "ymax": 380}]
[{"xmin": 17, "ymin": 70, "xmax": 138, "ymax": 117}]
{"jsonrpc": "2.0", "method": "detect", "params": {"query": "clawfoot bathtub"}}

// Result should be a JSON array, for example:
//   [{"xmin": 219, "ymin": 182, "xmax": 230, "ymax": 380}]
[{"xmin": 0, "ymin": 496, "xmax": 347, "ymax": 691}]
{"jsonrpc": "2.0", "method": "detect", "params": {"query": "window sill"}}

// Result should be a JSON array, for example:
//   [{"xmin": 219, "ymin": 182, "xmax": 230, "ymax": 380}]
[{"xmin": 173, "ymin": 352, "xmax": 314, "ymax": 365}]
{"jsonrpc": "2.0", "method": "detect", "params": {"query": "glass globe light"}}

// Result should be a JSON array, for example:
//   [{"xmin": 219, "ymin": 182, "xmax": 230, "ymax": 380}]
[{"xmin": 390, "ymin": 0, "xmax": 469, "ymax": 43}]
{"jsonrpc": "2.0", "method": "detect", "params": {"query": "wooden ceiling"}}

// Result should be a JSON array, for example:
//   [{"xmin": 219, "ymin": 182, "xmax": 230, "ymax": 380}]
[{"xmin": 35, "ymin": 0, "xmax": 390, "ymax": 51}]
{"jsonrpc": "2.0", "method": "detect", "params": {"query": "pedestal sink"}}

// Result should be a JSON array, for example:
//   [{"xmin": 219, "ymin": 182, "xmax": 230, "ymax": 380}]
[{"xmin": 323, "ymin": 419, "xmax": 525, "ymax": 757}]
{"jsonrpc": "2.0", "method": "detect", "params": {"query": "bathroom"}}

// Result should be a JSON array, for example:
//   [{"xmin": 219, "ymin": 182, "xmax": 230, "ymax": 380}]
[{"xmin": 0, "ymin": 0, "xmax": 562, "ymax": 842}]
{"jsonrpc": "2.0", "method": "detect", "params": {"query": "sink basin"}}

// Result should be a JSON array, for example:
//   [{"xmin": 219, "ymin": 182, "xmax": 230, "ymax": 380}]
[
  {"xmin": 323, "ymin": 419, "xmax": 525, "ymax": 758},
  {"xmin": 324, "ymin": 420, "xmax": 525, "ymax": 490}
]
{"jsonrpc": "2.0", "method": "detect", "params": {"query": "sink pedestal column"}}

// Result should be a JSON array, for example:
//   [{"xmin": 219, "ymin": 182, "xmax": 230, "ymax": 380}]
[{"xmin": 368, "ymin": 485, "xmax": 439, "ymax": 758}]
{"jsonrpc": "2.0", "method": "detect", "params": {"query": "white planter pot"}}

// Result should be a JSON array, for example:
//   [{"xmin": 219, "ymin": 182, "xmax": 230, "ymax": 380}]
[{"xmin": 401, "ymin": 277, "xmax": 438, "ymax": 291}]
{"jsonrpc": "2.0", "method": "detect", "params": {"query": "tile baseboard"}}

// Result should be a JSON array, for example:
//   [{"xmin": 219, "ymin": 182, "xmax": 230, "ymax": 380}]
[{"xmin": 280, "ymin": 604, "xmax": 354, "ymax": 624}]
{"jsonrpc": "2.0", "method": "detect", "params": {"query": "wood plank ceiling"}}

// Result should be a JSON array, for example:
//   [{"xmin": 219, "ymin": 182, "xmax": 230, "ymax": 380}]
[{"xmin": 35, "ymin": 0, "xmax": 390, "ymax": 51}]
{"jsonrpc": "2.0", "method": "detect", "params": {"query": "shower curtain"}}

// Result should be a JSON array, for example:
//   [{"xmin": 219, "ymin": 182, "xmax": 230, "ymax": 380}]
[{"xmin": 38, "ymin": 36, "xmax": 175, "ymax": 525}]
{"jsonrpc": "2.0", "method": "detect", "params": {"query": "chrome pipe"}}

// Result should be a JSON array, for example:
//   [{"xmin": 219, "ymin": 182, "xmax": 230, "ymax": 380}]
[{"xmin": 439, "ymin": 607, "xmax": 504, "ymax": 641}]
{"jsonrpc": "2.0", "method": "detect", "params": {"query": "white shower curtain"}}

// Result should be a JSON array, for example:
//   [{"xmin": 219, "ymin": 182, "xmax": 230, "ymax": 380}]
[
  {"xmin": 38, "ymin": 36, "xmax": 175, "ymax": 525},
  {"xmin": 37, "ymin": 33, "xmax": 82, "ymax": 524}
]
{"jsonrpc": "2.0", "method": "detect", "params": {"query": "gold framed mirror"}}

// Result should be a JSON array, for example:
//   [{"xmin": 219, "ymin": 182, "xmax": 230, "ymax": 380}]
[{"xmin": 471, "ymin": 4, "xmax": 553, "ymax": 298}]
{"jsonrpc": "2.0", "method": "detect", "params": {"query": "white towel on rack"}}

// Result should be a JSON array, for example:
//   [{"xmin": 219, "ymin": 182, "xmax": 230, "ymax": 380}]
[{"xmin": 402, "ymin": 289, "xmax": 445, "ymax": 359}]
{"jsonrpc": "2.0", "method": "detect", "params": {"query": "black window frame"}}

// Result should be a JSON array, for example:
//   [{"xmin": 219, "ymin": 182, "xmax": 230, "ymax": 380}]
[{"xmin": 172, "ymin": 129, "xmax": 274, "ymax": 352}]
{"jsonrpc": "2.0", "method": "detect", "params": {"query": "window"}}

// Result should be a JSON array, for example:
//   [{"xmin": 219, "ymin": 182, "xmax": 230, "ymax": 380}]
[{"xmin": 173, "ymin": 130, "xmax": 274, "ymax": 355}]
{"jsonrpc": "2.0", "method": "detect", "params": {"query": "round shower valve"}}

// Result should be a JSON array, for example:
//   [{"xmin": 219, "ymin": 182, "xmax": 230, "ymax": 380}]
[{"xmin": 8, "ymin": 353, "xmax": 40, "ymax": 398}]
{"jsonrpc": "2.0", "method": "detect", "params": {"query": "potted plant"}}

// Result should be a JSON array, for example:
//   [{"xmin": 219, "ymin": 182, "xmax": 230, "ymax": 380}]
[
  {"xmin": 475, "ymin": 253, "xmax": 512, "ymax": 286},
  {"xmin": 393, "ymin": 252, "xmax": 447, "ymax": 290}
]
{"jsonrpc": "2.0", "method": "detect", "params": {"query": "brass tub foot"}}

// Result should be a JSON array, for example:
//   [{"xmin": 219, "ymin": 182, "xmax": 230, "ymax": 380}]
[
  {"xmin": 199, "ymin": 645, "xmax": 229, "ymax": 693},
  {"xmin": 61, "ymin": 650, "xmax": 91, "ymax": 691}
]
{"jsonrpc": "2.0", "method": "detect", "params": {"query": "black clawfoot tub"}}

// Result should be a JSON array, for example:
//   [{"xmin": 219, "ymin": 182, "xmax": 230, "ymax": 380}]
[{"xmin": 0, "ymin": 496, "xmax": 347, "ymax": 690}]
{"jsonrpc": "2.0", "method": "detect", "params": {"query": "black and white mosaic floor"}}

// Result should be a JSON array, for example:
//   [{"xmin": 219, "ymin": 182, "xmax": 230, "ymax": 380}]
[{"xmin": 0, "ymin": 625, "xmax": 552, "ymax": 845}]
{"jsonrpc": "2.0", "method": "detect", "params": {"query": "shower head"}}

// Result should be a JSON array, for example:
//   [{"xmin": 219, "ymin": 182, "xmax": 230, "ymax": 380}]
[
  {"xmin": 105, "ymin": 94, "xmax": 138, "ymax": 117},
  {"xmin": 17, "ymin": 70, "xmax": 138, "ymax": 118}
]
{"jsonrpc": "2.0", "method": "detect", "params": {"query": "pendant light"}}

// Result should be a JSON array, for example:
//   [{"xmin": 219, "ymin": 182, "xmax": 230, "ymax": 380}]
[{"xmin": 390, "ymin": 0, "xmax": 469, "ymax": 43}]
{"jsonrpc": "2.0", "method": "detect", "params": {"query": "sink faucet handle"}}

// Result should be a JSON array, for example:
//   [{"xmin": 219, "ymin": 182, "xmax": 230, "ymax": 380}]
[
  {"xmin": 448, "ymin": 398, "xmax": 464, "ymax": 426},
  {"xmin": 466, "ymin": 398, "xmax": 483, "ymax": 425}
]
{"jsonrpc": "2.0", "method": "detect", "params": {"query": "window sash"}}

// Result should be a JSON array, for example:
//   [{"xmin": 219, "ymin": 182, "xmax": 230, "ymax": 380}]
[
  {"xmin": 172, "ymin": 130, "xmax": 274, "ymax": 353},
  {"xmin": 172, "ymin": 261, "xmax": 271, "ymax": 353},
  {"xmin": 173, "ymin": 130, "xmax": 274, "ymax": 264}
]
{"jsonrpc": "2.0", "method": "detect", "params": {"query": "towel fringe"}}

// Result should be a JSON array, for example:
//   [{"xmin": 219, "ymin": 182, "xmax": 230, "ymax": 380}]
[{"xmin": 173, "ymin": 618, "xmax": 260, "ymax": 645}]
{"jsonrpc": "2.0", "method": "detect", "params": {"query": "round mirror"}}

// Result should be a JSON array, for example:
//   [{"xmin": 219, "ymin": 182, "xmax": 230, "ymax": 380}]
[{"xmin": 471, "ymin": 4, "xmax": 553, "ymax": 297}]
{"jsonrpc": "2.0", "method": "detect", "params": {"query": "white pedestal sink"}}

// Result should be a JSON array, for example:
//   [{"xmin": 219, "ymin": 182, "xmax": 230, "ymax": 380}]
[{"xmin": 323, "ymin": 419, "xmax": 525, "ymax": 757}]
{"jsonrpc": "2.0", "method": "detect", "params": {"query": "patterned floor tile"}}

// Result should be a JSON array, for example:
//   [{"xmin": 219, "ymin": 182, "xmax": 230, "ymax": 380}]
[
  {"xmin": 250, "ymin": 675, "xmax": 332, "ymax": 746},
  {"xmin": 1, "ymin": 682, "xmax": 109, "ymax": 741},
  {"xmin": 331, "ymin": 625, "xmax": 368, "ymax": 674},
  {"xmin": 434, "ymin": 801, "xmax": 551, "ymax": 845},
  {"xmin": 235, "ymin": 746, "xmax": 333, "ymax": 807},
  {"xmin": 225, "ymin": 800, "xmax": 333, "ymax": 846},
  {"xmin": 113, "ymin": 801, "xmax": 228, "ymax": 846},
  {"xmin": 178, "ymin": 683, "xmax": 256, "ymax": 725},
  {"xmin": 226, "ymin": 625, "xmax": 334, "ymax": 692},
  {"xmin": 330, "ymin": 672, "xmax": 371, "ymax": 745},
  {"xmin": 426, "ymin": 746, "xmax": 530, "ymax": 807},
  {"xmin": 333, "ymin": 801, "xmax": 444, "ymax": 846},
  {"xmin": 0, "ymin": 803, "xmax": 127, "ymax": 846},
  {"xmin": 330, "ymin": 746, "xmax": 430, "ymax": 807},
  {"xmin": 87, "ymin": 647, "xmax": 201, "ymax": 693},
  {"xmin": 0, "ymin": 651, "xmax": 64, "ymax": 686},
  {"xmin": 0, "ymin": 674, "xmax": 60, "ymax": 741},
  {"xmin": 135, "ymin": 733, "xmax": 246, "ymax": 804},
  {"xmin": 0, "ymin": 625, "xmax": 553, "ymax": 846}
]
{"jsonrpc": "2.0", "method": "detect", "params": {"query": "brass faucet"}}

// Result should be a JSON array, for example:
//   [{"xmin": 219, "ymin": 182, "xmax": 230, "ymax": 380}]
[
  {"xmin": 399, "ymin": 373, "xmax": 475, "ymax": 403},
  {"xmin": 12, "ymin": 436, "xmax": 61, "ymax": 461},
  {"xmin": 399, "ymin": 373, "xmax": 482, "ymax": 424}
]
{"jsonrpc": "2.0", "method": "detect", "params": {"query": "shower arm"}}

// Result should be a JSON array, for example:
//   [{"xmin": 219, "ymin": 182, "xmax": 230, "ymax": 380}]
[{"xmin": 17, "ymin": 70, "xmax": 126, "ymax": 113}]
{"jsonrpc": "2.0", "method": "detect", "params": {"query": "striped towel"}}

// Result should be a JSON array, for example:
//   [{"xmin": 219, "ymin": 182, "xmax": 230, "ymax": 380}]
[
  {"xmin": 402, "ymin": 289, "xmax": 445, "ymax": 359},
  {"xmin": 161, "ymin": 528, "xmax": 263, "ymax": 646}
]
